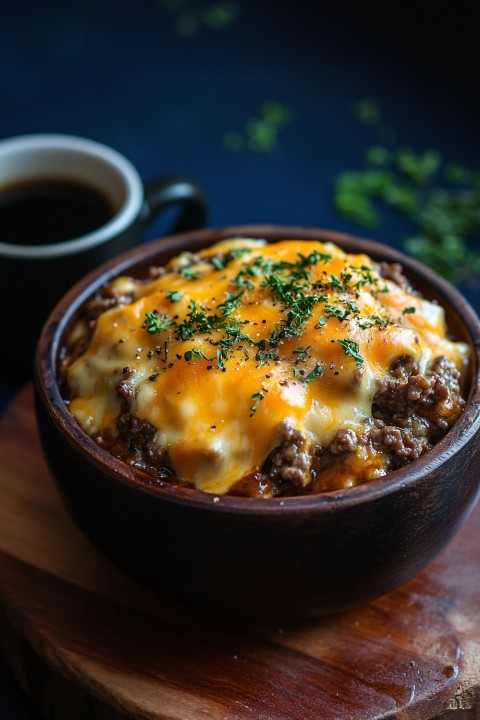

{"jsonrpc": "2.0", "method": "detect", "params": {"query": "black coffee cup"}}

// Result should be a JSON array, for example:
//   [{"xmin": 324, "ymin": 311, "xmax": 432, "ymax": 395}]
[{"xmin": 0, "ymin": 134, "xmax": 207, "ymax": 379}]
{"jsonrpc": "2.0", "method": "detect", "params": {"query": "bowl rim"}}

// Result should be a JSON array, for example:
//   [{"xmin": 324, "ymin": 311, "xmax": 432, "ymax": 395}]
[{"xmin": 35, "ymin": 224, "xmax": 480, "ymax": 515}]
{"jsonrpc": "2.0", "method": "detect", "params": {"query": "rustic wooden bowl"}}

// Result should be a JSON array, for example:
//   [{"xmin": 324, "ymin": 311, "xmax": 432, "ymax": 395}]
[{"xmin": 34, "ymin": 225, "xmax": 480, "ymax": 616}]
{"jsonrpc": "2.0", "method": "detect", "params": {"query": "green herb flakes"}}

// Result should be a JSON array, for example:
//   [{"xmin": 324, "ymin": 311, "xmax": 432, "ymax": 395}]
[
  {"xmin": 184, "ymin": 348, "xmax": 205, "ymax": 361},
  {"xmin": 142, "ymin": 312, "xmax": 172, "ymax": 334},
  {"xmin": 333, "ymin": 100, "xmax": 480, "ymax": 284},
  {"xmin": 293, "ymin": 346, "xmax": 312, "ymax": 363},
  {"xmin": 159, "ymin": 0, "xmax": 240, "ymax": 38},
  {"xmin": 211, "ymin": 257, "xmax": 225, "ymax": 270},
  {"xmin": 250, "ymin": 387, "xmax": 268, "ymax": 417},
  {"xmin": 292, "ymin": 362, "xmax": 323, "ymax": 384},
  {"xmin": 223, "ymin": 102, "xmax": 293, "ymax": 154},
  {"xmin": 337, "ymin": 339, "xmax": 364, "ymax": 368},
  {"xmin": 179, "ymin": 266, "xmax": 201, "ymax": 280},
  {"xmin": 352, "ymin": 98, "xmax": 382, "ymax": 127}
]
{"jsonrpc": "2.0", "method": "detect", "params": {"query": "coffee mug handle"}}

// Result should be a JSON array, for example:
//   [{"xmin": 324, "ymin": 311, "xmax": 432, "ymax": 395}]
[{"xmin": 142, "ymin": 175, "xmax": 208, "ymax": 234}]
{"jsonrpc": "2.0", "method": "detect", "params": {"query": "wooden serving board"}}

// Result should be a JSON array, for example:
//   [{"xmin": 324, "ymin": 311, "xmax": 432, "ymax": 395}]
[{"xmin": 0, "ymin": 386, "xmax": 479, "ymax": 720}]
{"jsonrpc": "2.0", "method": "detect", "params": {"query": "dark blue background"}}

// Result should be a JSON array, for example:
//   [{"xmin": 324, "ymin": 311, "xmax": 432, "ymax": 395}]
[{"xmin": 1, "ymin": 2, "xmax": 479, "ymax": 716}]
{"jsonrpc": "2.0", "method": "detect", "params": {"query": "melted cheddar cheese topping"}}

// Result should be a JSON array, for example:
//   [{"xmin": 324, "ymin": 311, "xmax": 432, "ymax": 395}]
[{"xmin": 66, "ymin": 239, "xmax": 469, "ymax": 495}]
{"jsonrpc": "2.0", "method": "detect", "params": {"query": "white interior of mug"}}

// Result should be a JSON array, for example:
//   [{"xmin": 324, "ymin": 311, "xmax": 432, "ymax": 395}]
[{"xmin": 0, "ymin": 134, "xmax": 143, "ymax": 259}]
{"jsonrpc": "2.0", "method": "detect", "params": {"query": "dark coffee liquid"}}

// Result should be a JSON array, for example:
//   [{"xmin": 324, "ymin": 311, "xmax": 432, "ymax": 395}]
[{"xmin": 0, "ymin": 178, "xmax": 115, "ymax": 245}]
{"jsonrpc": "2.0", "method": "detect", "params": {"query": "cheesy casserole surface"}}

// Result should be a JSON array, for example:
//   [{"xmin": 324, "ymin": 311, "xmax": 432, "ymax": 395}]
[{"xmin": 62, "ymin": 238, "xmax": 469, "ymax": 497}]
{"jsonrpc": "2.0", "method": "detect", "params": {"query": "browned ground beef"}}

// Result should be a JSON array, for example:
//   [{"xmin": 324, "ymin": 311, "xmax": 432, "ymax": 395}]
[
  {"xmin": 231, "ymin": 353, "xmax": 465, "ymax": 497},
  {"xmin": 372, "ymin": 354, "xmax": 464, "ymax": 439},
  {"xmin": 377, "ymin": 261, "xmax": 412, "ymax": 290},
  {"xmin": 89, "ymin": 367, "xmax": 178, "ymax": 486},
  {"xmin": 368, "ymin": 423, "xmax": 429, "ymax": 461},
  {"xmin": 329, "ymin": 429, "xmax": 358, "ymax": 454},
  {"xmin": 308, "ymin": 354, "xmax": 464, "ymax": 495},
  {"xmin": 117, "ymin": 413, "xmax": 156, "ymax": 450},
  {"xmin": 268, "ymin": 422, "xmax": 310, "ymax": 488},
  {"xmin": 82, "ymin": 283, "xmax": 135, "ymax": 328},
  {"xmin": 96, "ymin": 410, "xmax": 177, "ymax": 486}
]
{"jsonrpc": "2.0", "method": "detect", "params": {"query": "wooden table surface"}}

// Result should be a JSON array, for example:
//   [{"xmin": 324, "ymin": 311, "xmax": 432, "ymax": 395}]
[{"xmin": 0, "ymin": 385, "xmax": 479, "ymax": 720}]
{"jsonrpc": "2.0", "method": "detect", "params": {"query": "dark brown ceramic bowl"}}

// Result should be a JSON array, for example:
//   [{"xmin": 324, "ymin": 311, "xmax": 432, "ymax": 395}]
[{"xmin": 34, "ymin": 226, "xmax": 480, "ymax": 616}]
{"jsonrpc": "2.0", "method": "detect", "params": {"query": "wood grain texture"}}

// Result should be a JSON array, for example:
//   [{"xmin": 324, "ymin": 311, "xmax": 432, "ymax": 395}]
[{"xmin": 0, "ymin": 385, "xmax": 479, "ymax": 720}]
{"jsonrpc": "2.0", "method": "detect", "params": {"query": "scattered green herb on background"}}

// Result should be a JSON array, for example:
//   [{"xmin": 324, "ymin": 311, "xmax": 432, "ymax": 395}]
[
  {"xmin": 223, "ymin": 102, "xmax": 293, "ymax": 153},
  {"xmin": 352, "ymin": 98, "xmax": 382, "ymax": 128},
  {"xmin": 333, "ymin": 99, "xmax": 480, "ymax": 284},
  {"xmin": 158, "ymin": 0, "xmax": 239, "ymax": 37}
]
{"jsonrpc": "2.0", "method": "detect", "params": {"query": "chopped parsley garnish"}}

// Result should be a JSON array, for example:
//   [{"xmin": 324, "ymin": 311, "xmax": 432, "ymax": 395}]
[
  {"xmin": 402, "ymin": 306, "xmax": 416, "ymax": 314},
  {"xmin": 142, "ymin": 311, "xmax": 172, "ymax": 334},
  {"xmin": 255, "ymin": 348, "xmax": 278, "ymax": 367},
  {"xmin": 179, "ymin": 266, "xmax": 201, "ymax": 280},
  {"xmin": 184, "ymin": 348, "xmax": 205, "ymax": 361},
  {"xmin": 292, "ymin": 362, "xmax": 323, "ymax": 383},
  {"xmin": 223, "ymin": 102, "xmax": 293, "ymax": 154},
  {"xmin": 329, "ymin": 274, "xmax": 344, "ymax": 292},
  {"xmin": 357, "ymin": 318, "xmax": 374, "ymax": 329},
  {"xmin": 324, "ymin": 304, "xmax": 351, "ymax": 322},
  {"xmin": 293, "ymin": 345, "xmax": 312, "ymax": 363},
  {"xmin": 228, "ymin": 246, "xmax": 252, "ymax": 258},
  {"xmin": 298, "ymin": 249, "xmax": 332, "ymax": 266},
  {"xmin": 139, "ymin": 244, "xmax": 390, "ymax": 409},
  {"xmin": 337, "ymin": 339, "xmax": 364, "ymax": 368},
  {"xmin": 211, "ymin": 257, "xmax": 225, "ymax": 270},
  {"xmin": 175, "ymin": 300, "xmax": 214, "ymax": 340},
  {"xmin": 250, "ymin": 386, "xmax": 269, "ymax": 416},
  {"xmin": 357, "ymin": 265, "xmax": 378, "ymax": 285},
  {"xmin": 234, "ymin": 264, "xmax": 259, "ymax": 288},
  {"xmin": 260, "ymin": 269, "xmax": 327, "ymax": 337},
  {"xmin": 333, "ymin": 99, "xmax": 480, "ymax": 285},
  {"xmin": 371, "ymin": 314, "xmax": 392, "ymax": 327},
  {"xmin": 217, "ymin": 291, "xmax": 244, "ymax": 316}
]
